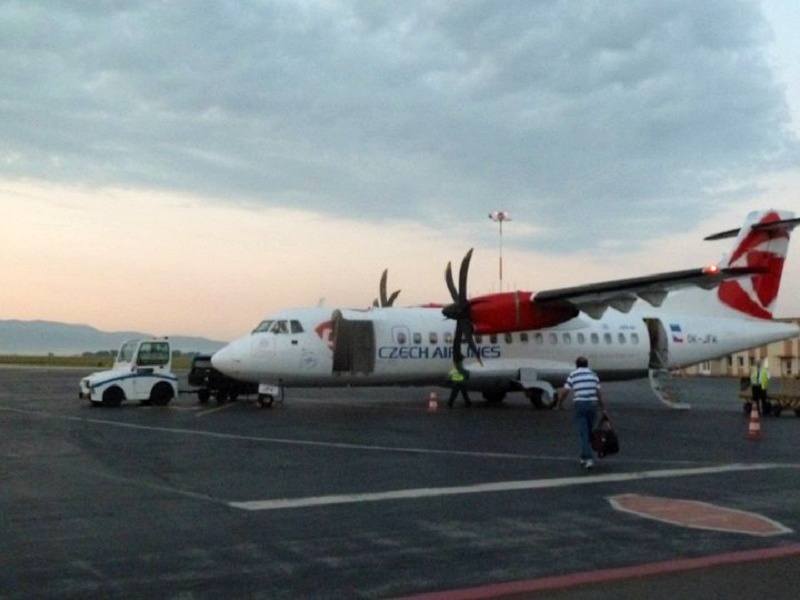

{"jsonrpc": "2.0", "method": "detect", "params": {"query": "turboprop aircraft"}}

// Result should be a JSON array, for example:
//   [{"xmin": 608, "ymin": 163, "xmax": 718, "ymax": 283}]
[{"xmin": 211, "ymin": 209, "xmax": 800, "ymax": 409}]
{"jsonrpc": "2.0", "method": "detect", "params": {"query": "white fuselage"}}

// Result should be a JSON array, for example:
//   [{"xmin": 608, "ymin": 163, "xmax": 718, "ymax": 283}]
[{"xmin": 211, "ymin": 305, "xmax": 799, "ymax": 391}]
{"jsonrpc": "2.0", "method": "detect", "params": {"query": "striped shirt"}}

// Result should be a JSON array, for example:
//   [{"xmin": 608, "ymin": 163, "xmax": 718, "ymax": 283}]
[{"xmin": 564, "ymin": 367, "xmax": 601, "ymax": 402}]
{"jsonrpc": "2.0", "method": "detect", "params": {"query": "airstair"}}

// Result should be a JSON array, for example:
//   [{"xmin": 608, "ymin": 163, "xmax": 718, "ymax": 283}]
[{"xmin": 648, "ymin": 351, "xmax": 691, "ymax": 410}]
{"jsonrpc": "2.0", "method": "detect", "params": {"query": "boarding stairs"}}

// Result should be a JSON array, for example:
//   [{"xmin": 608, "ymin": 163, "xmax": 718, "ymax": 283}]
[{"xmin": 648, "ymin": 352, "xmax": 691, "ymax": 410}]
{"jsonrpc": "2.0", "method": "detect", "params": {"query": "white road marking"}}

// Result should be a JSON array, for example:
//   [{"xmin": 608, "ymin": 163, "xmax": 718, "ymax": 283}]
[
  {"xmin": 4, "ymin": 406, "xmax": 798, "ymax": 515},
  {"xmin": 229, "ymin": 463, "xmax": 790, "ymax": 511},
  {"xmin": 0, "ymin": 406, "xmax": 607, "ymax": 461}
]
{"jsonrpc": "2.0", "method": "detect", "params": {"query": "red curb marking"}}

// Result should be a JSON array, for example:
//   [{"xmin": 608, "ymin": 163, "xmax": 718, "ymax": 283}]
[
  {"xmin": 608, "ymin": 493, "xmax": 792, "ymax": 536},
  {"xmin": 394, "ymin": 545, "xmax": 800, "ymax": 600}
]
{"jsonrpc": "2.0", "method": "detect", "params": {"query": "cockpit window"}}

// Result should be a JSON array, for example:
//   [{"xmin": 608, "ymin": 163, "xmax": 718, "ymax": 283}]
[
  {"xmin": 253, "ymin": 320, "xmax": 273, "ymax": 333},
  {"xmin": 290, "ymin": 320, "xmax": 304, "ymax": 334},
  {"xmin": 271, "ymin": 320, "xmax": 289, "ymax": 334}
]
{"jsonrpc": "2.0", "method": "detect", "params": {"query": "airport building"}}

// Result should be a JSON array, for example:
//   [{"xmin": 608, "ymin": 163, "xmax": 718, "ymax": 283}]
[{"xmin": 683, "ymin": 317, "xmax": 800, "ymax": 378}]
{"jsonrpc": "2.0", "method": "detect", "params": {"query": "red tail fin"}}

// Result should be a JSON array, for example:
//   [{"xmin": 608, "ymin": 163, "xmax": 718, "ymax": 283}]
[{"xmin": 717, "ymin": 210, "xmax": 798, "ymax": 319}]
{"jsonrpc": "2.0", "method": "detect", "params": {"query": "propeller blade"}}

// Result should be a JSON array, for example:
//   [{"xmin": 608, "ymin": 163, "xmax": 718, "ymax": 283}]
[
  {"xmin": 379, "ymin": 270, "xmax": 388, "ymax": 306},
  {"xmin": 458, "ymin": 248, "xmax": 473, "ymax": 303},
  {"xmin": 464, "ymin": 321, "xmax": 482, "ymax": 366},
  {"xmin": 453, "ymin": 319, "xmax": 465, "ymax": 363},
  {"xmin": 444, "ymin": 248, "xmax": 482, "ymax": 365},
  {"xmin": 445, "ymin": 261, "xmax": 459, "ymax": 302},
  {"xmin": 386, "ymin": 290, "xmax": 401, "ymax": 307}
]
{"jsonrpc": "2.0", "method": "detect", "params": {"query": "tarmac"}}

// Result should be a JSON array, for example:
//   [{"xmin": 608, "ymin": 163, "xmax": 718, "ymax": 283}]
[{"xmin": 1, "ymin": 367, "xmax": 799, "ymax": 599}]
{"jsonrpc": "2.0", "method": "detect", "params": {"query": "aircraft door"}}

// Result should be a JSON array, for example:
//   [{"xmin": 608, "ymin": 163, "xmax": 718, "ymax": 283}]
[
  {"xmin": 644, "ymin": 318, "xmax": 668, "ymax": 369},
  {"xmin": 331, "ymin": 311, "xmax": 376, "ymax": 374}
]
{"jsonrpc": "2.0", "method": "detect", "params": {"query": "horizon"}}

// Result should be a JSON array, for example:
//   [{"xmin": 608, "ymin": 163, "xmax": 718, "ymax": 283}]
[{"xmin": 2, "ymin": 1, "xmax": 799, "ymax": 340}]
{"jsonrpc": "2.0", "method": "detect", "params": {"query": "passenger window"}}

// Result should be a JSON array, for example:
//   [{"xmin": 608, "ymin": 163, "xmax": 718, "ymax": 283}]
[
  {"xmin": 504, "ymin": 333, "xmax": 513, "ymax": 344},
  {"xmin": 631, "ymin": 333, "xmax": 639, "ymax": 344},
  {"xmin": 397, "ymin": 331, "xmax": 407, "ymax": 344},
  {"xmin": 475, "ymin": 334, "xmax": 483, "ymax": 344},
  {"xmin": 490, "ymin": 334, "xmax": 498, "ymax": 344},
  {"xmin": 534, "ymin": 332, "xmax": 544, "ymax": 345},
  {"xmin": 444, "ymin": 332, "xmax": 453, "ymax": 344},
  {"xmin": 618, "ymin": 333, "xmax": 626, "ymax": 344},
  {"xmin": 429, "ymin": 332, "xmax": 438, "ymax": 344},
  {"xmin": 604, "ymin": 333, "xmax": 613, "ymax": 344},
  {"xmin": 577, "ymin": 333, "xmax": 586, "ymax": 344},
  {"xmin": 290, "ymin": 320, "xmax": 304, "ymax": 334},
  {"xmin": 591, "ymin": 333, "xmax": 599, "ymax": 344},
  {"xmin": 563, "ymin": 333, "xmax": 572, "ymax": 344},
  {"xmin": 549, "ymin": 333, "xmax": 558, "ymax": 344},
  {"xmin": 413, "ymin": 332, "xmax": 422, "ymax": 344},
  {"xmin": 520, "ymin": 332, "xmax": 529, "ymax": 343}
]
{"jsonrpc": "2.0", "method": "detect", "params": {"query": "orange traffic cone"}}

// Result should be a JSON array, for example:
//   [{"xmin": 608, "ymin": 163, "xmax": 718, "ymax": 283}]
[
  {"xmin": 747, "ymin": 403, "xmax": 762, "ymax": 440},
  {"xmin": 427, "ymin": 391, "xmax": 439, "ymax": 413}
]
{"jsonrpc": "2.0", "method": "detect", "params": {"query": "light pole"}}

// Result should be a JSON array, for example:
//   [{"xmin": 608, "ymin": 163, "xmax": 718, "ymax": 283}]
[{"xmin": 488, "ymin": 210, "xmax": 511, "ymax": 291}]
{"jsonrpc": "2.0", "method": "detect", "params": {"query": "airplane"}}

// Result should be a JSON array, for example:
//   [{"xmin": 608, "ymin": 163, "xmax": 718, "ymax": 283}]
[{"xmin": 211, "ymin": 208, "xmax": 800, "ymax": 409}]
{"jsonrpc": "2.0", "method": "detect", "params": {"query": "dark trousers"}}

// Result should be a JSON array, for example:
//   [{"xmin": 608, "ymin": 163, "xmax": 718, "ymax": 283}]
[
  {"xmin": 448, "ymin": 385, "xmax": 471, "ymax": 407},
  {"xmin": 751, "ymin": 385, "xmax": 767, "ymax": 414},
  {"xmin": 574, "ymin": 401, "xmax": 598, "ymax": 460}
]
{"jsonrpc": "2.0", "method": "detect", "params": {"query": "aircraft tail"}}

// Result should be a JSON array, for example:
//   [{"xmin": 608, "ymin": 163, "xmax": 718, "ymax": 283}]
[{"xmin": 706, "ymin": 209, "xmax": 799, "ymax": 319}]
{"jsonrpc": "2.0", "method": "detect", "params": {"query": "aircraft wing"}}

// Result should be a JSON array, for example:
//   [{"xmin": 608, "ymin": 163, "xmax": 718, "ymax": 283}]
[{"xmin": 531, "ymin": 266, "xmax": 764, "ymax": 319}]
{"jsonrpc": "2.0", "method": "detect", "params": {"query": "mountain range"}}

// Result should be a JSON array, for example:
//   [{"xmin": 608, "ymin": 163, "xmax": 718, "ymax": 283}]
[{"xmin": 0, "ymin": 320, "xmax": 227, "ymax": 355}]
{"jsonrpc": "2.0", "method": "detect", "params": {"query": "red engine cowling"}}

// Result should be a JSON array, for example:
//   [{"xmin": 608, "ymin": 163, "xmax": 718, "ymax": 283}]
[{"xmin": 469, "ymin": 291, "xmax": 578, "ymax": 334}]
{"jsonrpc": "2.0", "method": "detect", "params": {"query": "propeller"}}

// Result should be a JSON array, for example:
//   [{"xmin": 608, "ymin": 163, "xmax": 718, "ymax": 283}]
[
  {"xmin": 373, "ymin": 269, "xmax": 401, "ymax": 307},
  {"xmin": 442, "ymin": 249, "xmax": 482, "ymax": 364}
]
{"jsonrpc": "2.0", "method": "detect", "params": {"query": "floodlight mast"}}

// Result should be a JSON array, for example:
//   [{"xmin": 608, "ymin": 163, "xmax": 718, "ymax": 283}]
[{"xmin": 488, "ymin": 210, "xmax": 511, "ymax": 291}]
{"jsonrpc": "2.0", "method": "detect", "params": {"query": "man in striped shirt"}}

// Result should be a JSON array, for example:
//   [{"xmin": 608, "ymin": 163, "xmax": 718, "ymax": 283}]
[{"xmin": 558, "ymin": 356, "xmax": 606, "ymax": 470}]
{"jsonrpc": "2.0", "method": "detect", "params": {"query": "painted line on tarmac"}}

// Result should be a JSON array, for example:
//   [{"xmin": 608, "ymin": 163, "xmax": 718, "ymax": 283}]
[
  {"xmin": 2, "ymin": 405, "xmax": 798, "ymax": 468},
  {"xmin": 0, "ymin": 405, "xmax": 658, "ymax": 463},
  {"xmin": 228, "ymin": 463, "xmax": 788, "ymax": 511},
  {"xmin": 195, "ymin": 402, "xmax": 239, "ymax": 417},
  {"xmin": 394, "ymin": 544, "xmax": 800, "ymax": 600}
]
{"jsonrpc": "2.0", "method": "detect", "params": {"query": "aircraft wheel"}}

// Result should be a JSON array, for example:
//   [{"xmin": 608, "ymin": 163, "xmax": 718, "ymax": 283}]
[
  {"xmin": 258, "ymin": 393, "xmax": 274, "ymax": 408},
  {"xmin": 102, "ymin": 386, "xmax": 124, "ymax": 408},
  {"xmin": 197, "ymin": 388, "xmax": 210, "ymax": 404},
  {"xmin": 482, "ymin": 390, "xmax": 506, "ymax": 405},
  {"xmin": 526, "ymin": 389, "xmax": 555, "ymax": 409}
]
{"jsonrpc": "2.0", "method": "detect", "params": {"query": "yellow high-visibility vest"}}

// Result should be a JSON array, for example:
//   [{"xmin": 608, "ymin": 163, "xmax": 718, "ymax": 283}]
[
  {"xmin": 750, "ymin": 366, "xmax": 769, "ymax": 388},
  {"xmin": 449, "ymin": 368, "xmax": 465, "ymax": 383}
]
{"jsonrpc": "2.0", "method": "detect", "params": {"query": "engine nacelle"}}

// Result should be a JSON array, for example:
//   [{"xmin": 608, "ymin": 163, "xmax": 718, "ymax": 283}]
[{"xmin": 469, "ymin": 291, "xmax": 578, "ymax": 334}]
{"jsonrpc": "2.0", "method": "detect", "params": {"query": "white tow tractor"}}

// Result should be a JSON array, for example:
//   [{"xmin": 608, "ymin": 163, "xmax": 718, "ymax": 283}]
[{"xmin": 79, "ymin": 338, "xmax": 179, "ymax": 407}]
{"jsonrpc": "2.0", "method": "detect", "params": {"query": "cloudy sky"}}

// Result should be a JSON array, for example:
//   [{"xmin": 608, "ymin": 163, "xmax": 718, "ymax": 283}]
[{"xmin": 2, "ymin": 0, "xmax": 799, "ymax": 342}]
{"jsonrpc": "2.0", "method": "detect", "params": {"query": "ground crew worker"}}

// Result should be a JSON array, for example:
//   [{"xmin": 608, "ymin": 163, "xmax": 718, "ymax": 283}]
[
  {"xmin": 750, "ymin": 359, "xmax": 770, "ymax": 415},
  {"xmin": 448, "ymin": 360, "xmax": 472, "ymax": 408}
]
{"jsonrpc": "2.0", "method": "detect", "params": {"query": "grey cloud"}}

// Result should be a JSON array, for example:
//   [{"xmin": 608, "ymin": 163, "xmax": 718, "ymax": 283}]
[{"xmin": 0, "ymin": 0, "xmax": 796, "ymax": 251}]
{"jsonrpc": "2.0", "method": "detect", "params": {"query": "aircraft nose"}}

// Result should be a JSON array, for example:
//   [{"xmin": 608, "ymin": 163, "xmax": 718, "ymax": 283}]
[{"xmin": 211, "ymin": 343, "xmax": 240, "ymax": 376}]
